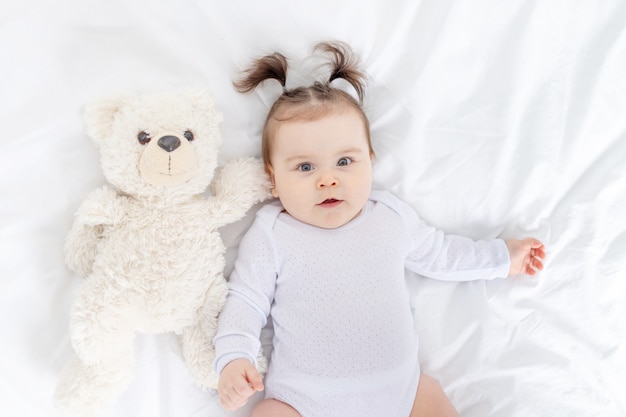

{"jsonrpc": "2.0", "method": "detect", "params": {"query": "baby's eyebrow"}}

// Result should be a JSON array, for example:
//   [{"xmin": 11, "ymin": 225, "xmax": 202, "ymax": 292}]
[
  {"xmin": 283, "ymin": 147, "xmax": 366, "ymax": 164},
  {"xmin": 285, "ymin": 154, "xmax": 312, "ymax": 164},
  {"xmin": 338, "ymin": 147, "xmax": 366, "ymax": 155}
]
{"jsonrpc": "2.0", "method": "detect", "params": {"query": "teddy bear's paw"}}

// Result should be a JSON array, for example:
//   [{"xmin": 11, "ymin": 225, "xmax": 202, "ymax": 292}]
[
  {"xmin": 180, "ymin": 331, "xmax": 220, "ymax": 390},
  {"xmin": 211, "ymin": 157, "xmax": 272, "ymax": 205},
  {"xmin": 256, "ymin": 350, "xmax": 269, "ymax": 374},
  {"xmin": 55, "ymin": 355, "xmax": 133, "ymax": 417},
  {"xmin": 75, "ymin": 186, "xmax": 127, "ymax": 227},
  {"xmin": 72, "ymin": 335, "xmax": 134, "ymax": 367},
  {"xmin": 70, "ymin": 330, "xmax": 105, "ymax": 365},
  {"xmin": 236, "ymin": 157, "xmax": 273, "ymax": 203},
  {"xmin": 64, "ymin": 186, "xmax": 128, "ymax": 277},
  {"xmin": 70, "ymin": 286, "xmax": 136, "ymax": 365},
  {"xmin": 64, "ymin": 246, "xmax": 97, "ymax": 278},
  {"xmin": 188, "ymin": 365, "xmax": 220, "ymax": 391}
]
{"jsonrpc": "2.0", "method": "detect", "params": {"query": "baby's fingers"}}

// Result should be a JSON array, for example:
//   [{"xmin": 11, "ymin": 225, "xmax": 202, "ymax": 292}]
[
  {"xmin": 529, "ymin": 255, "xmax": 544, "ymax": 273},
  {"xmin": 532, "ymin": 246, "xmax": 546, "ymax": 261},
  {"xmin": 219, "ymin": 393, "xmax": 245, "ymax": 411},
  {"xmin": 246, "ymin": 367, "xmax": 264, "ymax": 392},
  {"xmin": 526, "ymin": 250, "xmax": 546, "ymax": 276},
  {"xmin": 219, "ymin": 382, "xmax": 253, "ymax": 410},
  {"xmin": 217, "ymin": 359, "xmax": 264, "ymax": 411}
]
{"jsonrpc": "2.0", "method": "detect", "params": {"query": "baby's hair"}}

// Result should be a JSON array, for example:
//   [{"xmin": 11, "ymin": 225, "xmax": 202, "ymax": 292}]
[
  {"xmin": 233, "ymin": 52, "xmax": 288, "ymax": 93},
  {"xmin": 315, "ymin": 41, "xmax": 365, "ymax": 103},
  {"xmin": 234, "ymin": 41, "xmax": 373, "ymax": 174}
]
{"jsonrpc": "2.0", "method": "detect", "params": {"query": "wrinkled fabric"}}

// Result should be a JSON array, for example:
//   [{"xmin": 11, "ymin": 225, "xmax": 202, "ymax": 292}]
[{"xmin": 2, "ymin": 1, "xmax": 625, "ymax": 416}]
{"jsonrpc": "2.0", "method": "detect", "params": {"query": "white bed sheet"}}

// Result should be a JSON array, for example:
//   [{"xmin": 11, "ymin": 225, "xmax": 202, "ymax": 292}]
[{"xmin": 2, "ymin": 0, "xmax": 625, "ymax": 416}]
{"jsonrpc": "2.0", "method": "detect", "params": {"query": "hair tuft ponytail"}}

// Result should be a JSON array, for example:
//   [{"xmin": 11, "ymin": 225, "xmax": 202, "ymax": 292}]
[
  {"xmin": 315, "ymin": 41, "xmax": 366, "ymax": 103},
  {"xmin": 233, "ymin": 52, "xmax": 288, "ymax": 93},
  {"xmin": 234, "ymin": 41, "xmax": 374, "ymax": 173}
]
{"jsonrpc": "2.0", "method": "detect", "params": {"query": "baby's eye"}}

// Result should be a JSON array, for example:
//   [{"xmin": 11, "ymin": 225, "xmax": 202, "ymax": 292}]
[
  {"xmin": 298, "ymin": 163, "xmax": 313, "ymax": 172},
  {"xmin": 337, "ymin": 157, "xmax": 352, "ymax": 167}
]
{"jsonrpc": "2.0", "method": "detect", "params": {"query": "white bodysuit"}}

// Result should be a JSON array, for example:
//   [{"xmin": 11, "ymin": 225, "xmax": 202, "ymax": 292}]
[{"xmin": 214, "ymin": 191, "xmax": 510, "ymax": 417}]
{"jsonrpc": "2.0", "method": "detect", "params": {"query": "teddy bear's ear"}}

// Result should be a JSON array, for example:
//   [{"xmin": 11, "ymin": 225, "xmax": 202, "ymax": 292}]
[
  {"xmin": 188, "ymin": 90, "xmax": 223, "ymax": 124},
  {"xmin": 84, "ymin": 95, "xmax": 133, "ymax": 143}
]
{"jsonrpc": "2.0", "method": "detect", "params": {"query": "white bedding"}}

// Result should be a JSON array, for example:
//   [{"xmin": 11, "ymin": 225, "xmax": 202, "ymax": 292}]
[{"xmin": 2, "ymin": 0, "xmax": 625, "ymax": 416}]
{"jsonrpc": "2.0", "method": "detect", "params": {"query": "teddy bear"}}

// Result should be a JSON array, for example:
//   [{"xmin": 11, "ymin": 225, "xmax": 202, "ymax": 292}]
[{"xmin": 55, "ymin": 90, "xmax": 270, "ymax": 416}]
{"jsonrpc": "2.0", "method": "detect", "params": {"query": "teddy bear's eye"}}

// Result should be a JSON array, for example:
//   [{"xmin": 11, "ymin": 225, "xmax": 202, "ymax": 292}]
[
  {"xmin": 137, "ymin": 131, "xmax": 151, "ymax": 145},
  {"xmin": 184, "ymin": 130, "xmax": 194, "ymax": 142}
]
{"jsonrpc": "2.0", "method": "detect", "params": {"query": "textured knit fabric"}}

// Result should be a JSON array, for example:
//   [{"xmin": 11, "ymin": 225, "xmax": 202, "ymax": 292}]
[{"xmin": 213, "ymin": 190, "xmax": 511, "ymax": 417}]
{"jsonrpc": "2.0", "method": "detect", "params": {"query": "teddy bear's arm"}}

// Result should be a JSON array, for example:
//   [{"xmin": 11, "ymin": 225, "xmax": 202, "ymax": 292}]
[
  {"xmin": 64, "ymin": 185, "xmax": 128, "ymax": 277},
  {"xmin": 209, "ymin": 157, "xmax": 272, "ymax": 228}
]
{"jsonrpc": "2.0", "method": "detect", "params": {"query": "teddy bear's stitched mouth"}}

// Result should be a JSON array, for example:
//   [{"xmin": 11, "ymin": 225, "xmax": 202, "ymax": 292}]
[
  {"xmin": 148, "ymin": 164, "xmax": 194, "ymax": 178},
  {"xmin": 154, "ymin": 166, "xmax": 190, "ymax": 177},
  {"xmin": 140, "ymin": 150, "xmax": 198, "ymax": 186},
  {"xmin": 160, "ymin": 155, "xmax": 191, "ymax": 176}
]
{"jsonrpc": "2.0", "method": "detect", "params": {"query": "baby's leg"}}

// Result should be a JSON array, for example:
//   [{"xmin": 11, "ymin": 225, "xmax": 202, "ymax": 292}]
[
  {"xmin": 251, "ymin": 398, "xmax": 301, "ymax": 417},
  {"xmin": 410, "ymin": 374, "xmax": 460, "ymax": 417}
]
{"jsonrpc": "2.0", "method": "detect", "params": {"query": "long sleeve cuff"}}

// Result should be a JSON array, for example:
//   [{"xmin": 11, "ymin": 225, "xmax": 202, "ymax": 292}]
[{"xmin": 213, "ymin": 332, "xmax": 261, "ymax": 374}]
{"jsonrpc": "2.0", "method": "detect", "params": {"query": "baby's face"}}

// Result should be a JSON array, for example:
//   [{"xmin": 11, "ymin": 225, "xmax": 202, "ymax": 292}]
[{"xmin": 268, "ymin": 108, "xmax": 372, "ymax": 229}]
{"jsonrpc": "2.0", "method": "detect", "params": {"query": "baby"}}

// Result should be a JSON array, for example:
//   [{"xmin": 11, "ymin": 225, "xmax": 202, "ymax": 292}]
[{"xmin": 213, "ymin": 42, "xmax": 545, "ymax": 417}]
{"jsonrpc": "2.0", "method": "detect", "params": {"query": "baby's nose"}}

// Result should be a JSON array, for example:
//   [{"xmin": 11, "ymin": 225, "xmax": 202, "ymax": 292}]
[{"xmin": 317, "ymin": 175, "xmax": 338, "ymax": 189}]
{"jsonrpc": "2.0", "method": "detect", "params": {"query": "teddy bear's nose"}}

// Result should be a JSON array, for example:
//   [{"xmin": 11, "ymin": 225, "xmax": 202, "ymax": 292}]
[{"xmin": 158, "ymin": 135, "xmax": 181, "ymax": 152}]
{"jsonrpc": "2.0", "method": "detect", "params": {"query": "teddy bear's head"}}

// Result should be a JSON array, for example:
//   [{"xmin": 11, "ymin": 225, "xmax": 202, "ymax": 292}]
[{"xmin": 85, "ymin": 91, "xmax": 223, "ymax": 200}]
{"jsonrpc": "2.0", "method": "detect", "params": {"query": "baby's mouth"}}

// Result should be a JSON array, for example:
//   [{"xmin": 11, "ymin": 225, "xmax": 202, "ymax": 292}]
[{"xmin": 318, "ymin": 198, "xmax": 342, "ymax": 207}]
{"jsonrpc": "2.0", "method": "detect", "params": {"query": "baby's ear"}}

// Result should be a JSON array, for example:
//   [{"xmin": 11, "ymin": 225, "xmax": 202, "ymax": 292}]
[
  {"xmin": 267, "ymin": 166, "xmax": 279, "ymax": 198},
  {"xmin": 84, "ymin": 94, "xmax": 134, "ymax": 144}
]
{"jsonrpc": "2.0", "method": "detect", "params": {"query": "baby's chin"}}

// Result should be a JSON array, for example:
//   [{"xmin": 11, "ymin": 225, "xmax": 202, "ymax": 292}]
[{"xmin": 296, "ymin": 208, "xmax": 363, "ymax": 229}]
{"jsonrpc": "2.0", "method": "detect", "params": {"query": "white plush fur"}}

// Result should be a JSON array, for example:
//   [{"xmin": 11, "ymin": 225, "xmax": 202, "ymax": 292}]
[{"xmin": 55, "ymin": 91, "xmax": 270, "ymax": 416}]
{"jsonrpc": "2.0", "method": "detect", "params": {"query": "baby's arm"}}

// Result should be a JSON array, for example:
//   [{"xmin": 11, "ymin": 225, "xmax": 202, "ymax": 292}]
[
  {"xmin": 213, "ymin": 215, "xmax": 276, "ymax": 410},
  {"xmin": 388, "ymin": 192, "xmax": 545, "ymax": 280},
  {"xmin": 505, "ymin": 238, "xmax": 546, "ymax": 276},
  {"xmin": 217, "ymin": 358, "xmax": 264, "ymax": 411}
]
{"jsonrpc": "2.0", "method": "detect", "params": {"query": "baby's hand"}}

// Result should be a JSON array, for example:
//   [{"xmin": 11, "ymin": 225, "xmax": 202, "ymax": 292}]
[
  {"xmin": 217, "ymin": 358, "xmax": 264, "ymax": 411},
  {"xmin": 505, "ymin": 238, "xmax": 546, "ymax": 276}
]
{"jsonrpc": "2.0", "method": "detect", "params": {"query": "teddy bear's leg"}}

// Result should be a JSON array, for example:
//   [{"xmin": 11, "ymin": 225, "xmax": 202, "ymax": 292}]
[
  {"xmin": 56, "ymin": 353, "xmax": 133, "ymax": 417},
  {"xmin": 58, "ymin": 274, "xmax": 138, "ymax": 415},
  {"xmin": 179, "ymin": 277, "xmax": 228, "ymax": 390},
  {"xmin": 70, "ymin": 274, "xmax": 137, "ymax": 365}
]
